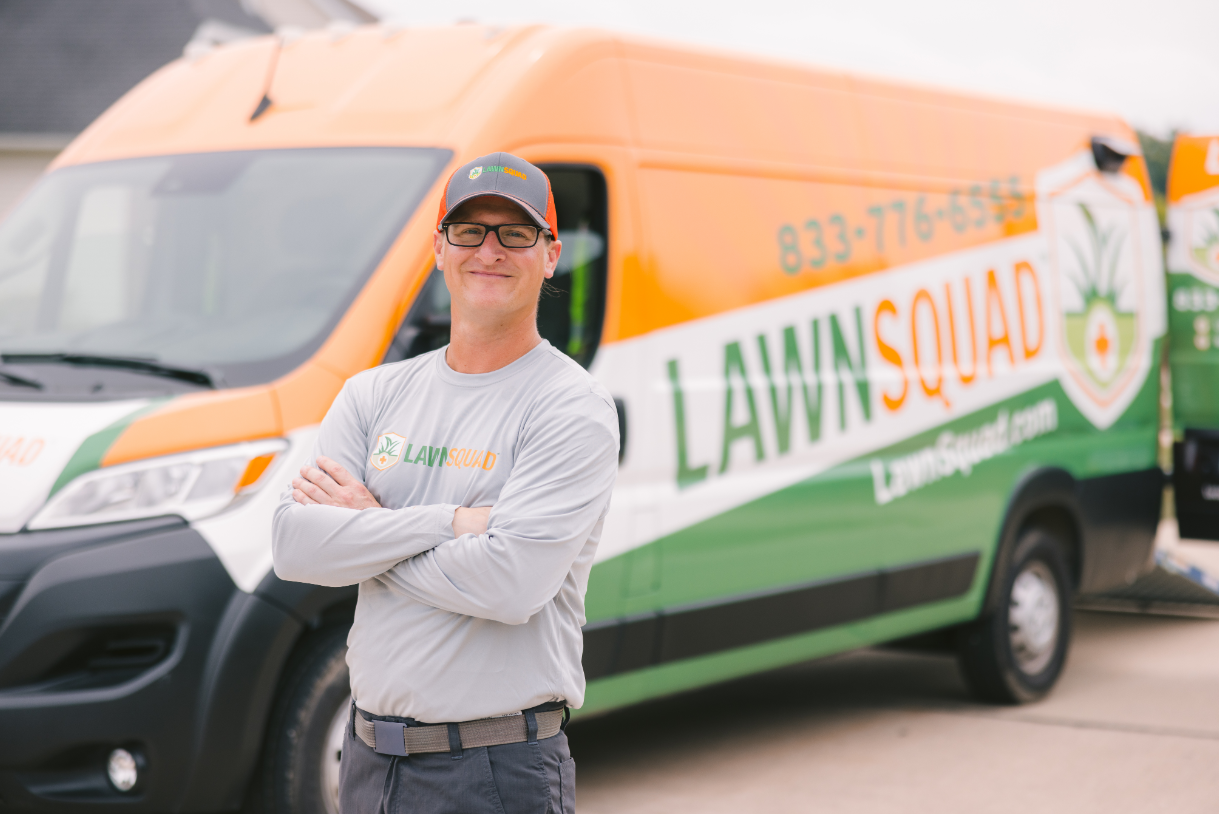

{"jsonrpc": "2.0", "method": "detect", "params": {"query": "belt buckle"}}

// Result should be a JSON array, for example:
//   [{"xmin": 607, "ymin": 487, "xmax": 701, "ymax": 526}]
[{"xmin": 373, "ymin": 720, "xmax": 408, "ymax": 756}]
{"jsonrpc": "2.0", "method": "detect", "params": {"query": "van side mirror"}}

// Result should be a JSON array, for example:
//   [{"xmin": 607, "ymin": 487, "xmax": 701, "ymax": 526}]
[
  {"xmin": 1090, "ymin": 136, "xmax": 1131, "ymax": 174},
  {"xmin": 383, "ymin": 268, "xmax": 451, "ymax": 364},
  {"xmin": 613, "ymin": 397, "xmax": 627, "ymax": 463}
]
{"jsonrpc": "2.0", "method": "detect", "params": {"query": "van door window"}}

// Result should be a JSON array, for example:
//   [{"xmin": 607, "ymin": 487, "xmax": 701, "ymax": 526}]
[
  {"xmin": 537, "ymin": 165, "xmax": 608, "ymax": 369},
  {"xmin": 383, "ymin": 269, "xmax": 451, "ymax": 362},
  {"xmin": 386, "ymin": 165, "xmax": 608, "ymax": 369}
]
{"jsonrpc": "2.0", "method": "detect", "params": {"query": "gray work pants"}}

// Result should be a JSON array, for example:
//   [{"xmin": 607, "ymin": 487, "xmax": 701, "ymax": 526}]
[{"xmin": 339, "ymin": 716, "xmax": 576, "ymax": 814}]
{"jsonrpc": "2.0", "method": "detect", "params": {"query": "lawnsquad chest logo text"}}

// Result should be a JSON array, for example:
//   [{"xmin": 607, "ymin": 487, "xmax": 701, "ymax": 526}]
[{"xmin": 370, "ymin": 432, "xmax": 497, "ymax": 473}]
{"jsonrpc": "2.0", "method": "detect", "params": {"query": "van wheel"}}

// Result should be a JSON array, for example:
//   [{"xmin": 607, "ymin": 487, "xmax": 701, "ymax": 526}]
[
  {"xmin": 957, "ymin": 528, "xmax": 1072, "ymax": 704},
  {"xmin": 249, "ymin": 625, "xmax": 351, "ymax": 814}
]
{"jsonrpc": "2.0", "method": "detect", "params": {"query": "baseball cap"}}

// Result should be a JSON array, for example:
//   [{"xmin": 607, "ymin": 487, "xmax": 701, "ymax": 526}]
[{"xmin": 435, "ymin": 152, "xmax": 558, "ymax": 236}]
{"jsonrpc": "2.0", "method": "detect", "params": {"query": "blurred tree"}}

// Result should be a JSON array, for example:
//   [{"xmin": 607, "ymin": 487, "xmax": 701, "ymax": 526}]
[
  {"xmin": 1137, "ymin": 130, "xmax": 1174, "ymax": 229},
  {"xmin": 1138, "ymin": 130, "xmax": 1173, "ymax": 197}
]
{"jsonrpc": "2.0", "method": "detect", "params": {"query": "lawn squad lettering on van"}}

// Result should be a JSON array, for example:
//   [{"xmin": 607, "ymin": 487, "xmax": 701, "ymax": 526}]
[
  {"xmin": 870, "ymin": 398, "xmax": 1058, "ymax": 506},
  {"xmin": 666, "ymin": 254, "xmax": 1046, "ymax": 490}
]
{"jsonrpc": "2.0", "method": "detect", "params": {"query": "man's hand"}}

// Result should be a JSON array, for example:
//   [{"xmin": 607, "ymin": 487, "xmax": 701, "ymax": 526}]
[
  {"xmin": 293, "ymin": 456, "xmax": 381, "ymax": 510},
  {"xmin": 453, "ymin": 506, "xmax": 491, "ymax": 537}
]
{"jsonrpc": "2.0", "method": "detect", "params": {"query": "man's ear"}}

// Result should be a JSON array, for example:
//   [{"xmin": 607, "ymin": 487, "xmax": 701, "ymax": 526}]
[
  {"xmin": 433, "ymin": 229, "xmax": 445, "ymax": 270},
  {"xmin": 543, "ymin": 237, "xmax": 562, "ymax": 280}
]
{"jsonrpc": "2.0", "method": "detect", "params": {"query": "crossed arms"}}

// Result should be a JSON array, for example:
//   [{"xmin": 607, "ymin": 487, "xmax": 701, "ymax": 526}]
[
  {"xmin": 289, "ymin": 455, "xmax": 492, "ymax": 539},
  {"xmin": 271, "ymin": 384, "xmax": 618, "ymax": 626}
]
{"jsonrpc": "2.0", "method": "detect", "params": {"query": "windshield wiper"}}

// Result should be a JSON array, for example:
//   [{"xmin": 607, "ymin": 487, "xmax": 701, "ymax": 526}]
[
  {"xmin": 0, "ymin": 369, "xmax": 44, "ymax": 390},
  {"xmin": 1, "ymin": 354, "xmax": 215, "ymax": 388}
]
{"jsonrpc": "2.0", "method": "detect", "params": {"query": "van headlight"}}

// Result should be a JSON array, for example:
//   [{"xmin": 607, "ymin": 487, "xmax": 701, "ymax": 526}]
[{"xmin": 28, "ymin": 439, "xmax": 288, "ymax": 530}]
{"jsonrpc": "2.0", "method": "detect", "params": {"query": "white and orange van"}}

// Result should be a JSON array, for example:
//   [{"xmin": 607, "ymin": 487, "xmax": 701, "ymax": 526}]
[{"xmin": 0, "ymin": 25, "xmax": 1165, "ymax": 813}]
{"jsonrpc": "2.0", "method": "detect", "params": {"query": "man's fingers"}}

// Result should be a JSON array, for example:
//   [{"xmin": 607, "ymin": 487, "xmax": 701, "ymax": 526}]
[
  {"xmin": 292, "ymin": 488, "xmax": 318, "ymax": 505},
  {"xmin": 295, "ymin": 460, "xmax": 379, "ymax": 510},
  {"xmin": 301, "ymin": 465, "xmax": 343, "ymax": 498},
  {"xmin": 293, "ymin": 477, "xmax": 331, "ymax": 504},
  {"xmin": 317, "ymin": 456, "xmax": 356, "ymax": 487}
]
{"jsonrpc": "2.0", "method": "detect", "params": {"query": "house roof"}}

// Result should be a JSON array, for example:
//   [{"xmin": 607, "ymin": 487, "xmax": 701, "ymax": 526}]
[{"xmin": 0, "ymin": 0, "xmax": 270, "ymax": 135}]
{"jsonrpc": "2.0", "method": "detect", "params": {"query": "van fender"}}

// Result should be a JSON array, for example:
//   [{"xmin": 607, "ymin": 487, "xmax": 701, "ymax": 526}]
[
  {"xmin": 983, "ymin": 465, "xmax": 1163, "ymax": 616},
  {"xmin": 179, "ymin": 575, "xmax": 357, "ymax": 811},
  {"xmin": 982, "ymin": 467, "xmax": 1083, "ymax": 617}
]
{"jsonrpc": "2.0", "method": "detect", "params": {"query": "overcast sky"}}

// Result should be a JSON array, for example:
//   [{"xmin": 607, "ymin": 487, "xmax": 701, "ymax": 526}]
[{"xmin": 361, "ymin": 0, "xmax": 1218, "ymax": 137}]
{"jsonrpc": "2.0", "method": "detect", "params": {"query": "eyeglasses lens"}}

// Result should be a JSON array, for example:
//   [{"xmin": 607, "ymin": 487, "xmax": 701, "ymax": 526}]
[
  {"xmin": 446, "ymin": 224, "xmax": 539, "ymax": 248},
  {"xmin": 498, "ymin": 225, "xmax": 539, "ymax": 247}
]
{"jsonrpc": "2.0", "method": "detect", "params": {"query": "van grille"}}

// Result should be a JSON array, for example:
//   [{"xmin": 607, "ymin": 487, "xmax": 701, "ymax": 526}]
[{"xmin": 0, "ymin": 623, "xmax": 179, "ymax": 692}]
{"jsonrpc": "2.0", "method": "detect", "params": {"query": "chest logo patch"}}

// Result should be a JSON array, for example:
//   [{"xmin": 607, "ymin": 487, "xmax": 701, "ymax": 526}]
[{"xmin": 370, "ymin": 432, "xmax": 407, "ymax": 471}]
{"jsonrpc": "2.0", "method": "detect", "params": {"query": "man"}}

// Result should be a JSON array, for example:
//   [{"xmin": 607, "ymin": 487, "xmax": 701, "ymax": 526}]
[{"xmin": 272, "ymin": 152, "xmax": 618, "ymax": 814}]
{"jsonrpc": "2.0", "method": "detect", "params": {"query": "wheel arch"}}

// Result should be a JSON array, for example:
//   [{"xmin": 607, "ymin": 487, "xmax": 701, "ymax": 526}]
[
  {"xmin": 179, "ymin": 574, "xmax": 356, "ymax": 812},
  {"xmin": 982, "ymin": 467, "xmax": 1084, "ymax": 616}
]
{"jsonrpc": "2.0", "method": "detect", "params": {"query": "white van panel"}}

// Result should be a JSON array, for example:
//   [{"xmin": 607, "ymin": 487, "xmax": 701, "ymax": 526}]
[
  {"xmin": 194, "ymin": 425, "xmax": 319, "ymax": 593},
  {"xmin": 0, "ymin": 398, "xmax": 149, "ymax": 533}
]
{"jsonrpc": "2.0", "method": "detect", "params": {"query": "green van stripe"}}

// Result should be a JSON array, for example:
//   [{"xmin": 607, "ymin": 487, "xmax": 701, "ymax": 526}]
[
  {"xmin": 49, "ymin": 398, "xmax": 172, "ymax": 496},
  {"xmin": 581, "ymin": 552, "xmax": 978, "ymax": 680}
]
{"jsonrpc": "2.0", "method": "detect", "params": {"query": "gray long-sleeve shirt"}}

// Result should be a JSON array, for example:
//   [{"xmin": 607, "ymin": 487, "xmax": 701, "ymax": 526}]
[{"xmin": 272, "ymin": 341, "xmax": 619, "ymax": 721}]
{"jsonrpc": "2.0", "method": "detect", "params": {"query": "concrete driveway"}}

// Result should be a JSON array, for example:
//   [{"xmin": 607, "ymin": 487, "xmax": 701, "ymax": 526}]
[{"xmin": 569, "ymin": 610, "xmax": 1219, "ymax": 813}]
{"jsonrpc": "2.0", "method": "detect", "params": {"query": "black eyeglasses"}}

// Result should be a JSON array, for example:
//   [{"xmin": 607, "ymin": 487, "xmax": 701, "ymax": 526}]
[{"xmin": 442, "ymin": 222, "xmax": 548, "ymax": 248}]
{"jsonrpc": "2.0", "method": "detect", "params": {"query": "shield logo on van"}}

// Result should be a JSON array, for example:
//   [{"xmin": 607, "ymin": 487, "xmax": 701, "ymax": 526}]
[
  {"xmin": 370, "ymin": 432, "xmax": 406, "ymax": 471},
  {"xmin": 1042, "ymin": 155, "xmax": 1153, "ymax": 430},
  {"xmin": 468, "ymin": 166, "xmax": 483, "ymax": 180},
  {"xmin": 1060, "ymin": 203, "xmax": 1137, "ymax": 390}
]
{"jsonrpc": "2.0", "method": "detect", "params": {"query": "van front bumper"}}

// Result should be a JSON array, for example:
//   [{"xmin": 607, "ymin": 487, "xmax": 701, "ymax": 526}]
[{"xmin": 0, "ymin": 517, "xmax": 297, "ymax": 813}]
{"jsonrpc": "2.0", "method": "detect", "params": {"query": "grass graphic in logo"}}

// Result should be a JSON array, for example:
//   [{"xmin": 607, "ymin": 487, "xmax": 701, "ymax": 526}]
[
  {"xmin": 1062, "ymin": 204, "xmax": 1135, "ymax": 388},
  {"xmin": 370, "ymin": 432, "xmax": 406, "ymax": 471},
  {"xmin": 1192, "ymin": 208, "xmax": 1219, "ymax": 275}
]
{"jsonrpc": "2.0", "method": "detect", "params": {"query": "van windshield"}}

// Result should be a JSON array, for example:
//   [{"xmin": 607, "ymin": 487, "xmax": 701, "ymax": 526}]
[{"xmin": 0, "ymin": 147, "xmax": 449, "ymax": 393}]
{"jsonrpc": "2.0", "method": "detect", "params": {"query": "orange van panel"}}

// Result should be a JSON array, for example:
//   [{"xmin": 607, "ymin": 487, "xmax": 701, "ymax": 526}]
[
  {"xmin": 101, "ymin": 387, "xmax": 280, "ymax": 467},
  {"xmin": 621, "ymin": 47, "xmax": 863, "ymax": 169},
  {"xmin": 609, "ymin": 46, "xmax": 1131, "ymax": 339},
  {"xmin": 271, "ymin": 363, "xmax": 347, "ymax": 433},
  {"xmin": 1168, "ymin": 134, "xmax": 1219, "ymax": 203},
  {"xmin": 484, "ymin": 55, "xmax": 633, "ymax": 149},
  {"xmin": 625, "ymin": 163, "xmax": 1038, "ymax": 339},
  {"xmin": 53, "ymin": 26, "xmax": 541, "ymax": 167},
  {"xmin": 1122, "ymin": 154, "xmax": 1154, "ymax": 202}
]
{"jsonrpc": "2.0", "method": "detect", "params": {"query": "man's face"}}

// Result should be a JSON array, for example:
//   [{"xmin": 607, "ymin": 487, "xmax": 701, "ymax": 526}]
[{"xmin": 433, "ymin": 196, "xmax": 562, "ymax": 324}]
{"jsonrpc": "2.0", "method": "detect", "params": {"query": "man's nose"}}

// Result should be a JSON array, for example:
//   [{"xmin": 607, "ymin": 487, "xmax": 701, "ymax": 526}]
[{"xmin": 475, "ymin": 230, "xmax": 507, "ymax": 261}]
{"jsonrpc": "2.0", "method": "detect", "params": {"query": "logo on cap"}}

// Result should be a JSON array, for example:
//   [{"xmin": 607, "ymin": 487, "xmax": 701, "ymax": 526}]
[{"xmin": 468, "ymin": 166, "xmax": 483, "ymax": 180}]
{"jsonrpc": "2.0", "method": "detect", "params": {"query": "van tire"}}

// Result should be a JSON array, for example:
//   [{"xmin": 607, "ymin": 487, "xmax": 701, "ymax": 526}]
[
  {"xmin": 956, "ymin": 528, "xmax": 1072, "ymax": 704},
  {"xmin": 247, "ymin": 625, "xmax": 351, "ymax": 814}
]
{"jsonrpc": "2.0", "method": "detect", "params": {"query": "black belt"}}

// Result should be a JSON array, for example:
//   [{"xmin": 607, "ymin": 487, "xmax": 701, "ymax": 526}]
[{"xmin": 354, "ymin": 705, "xmax": 566, "ymax": 757}]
